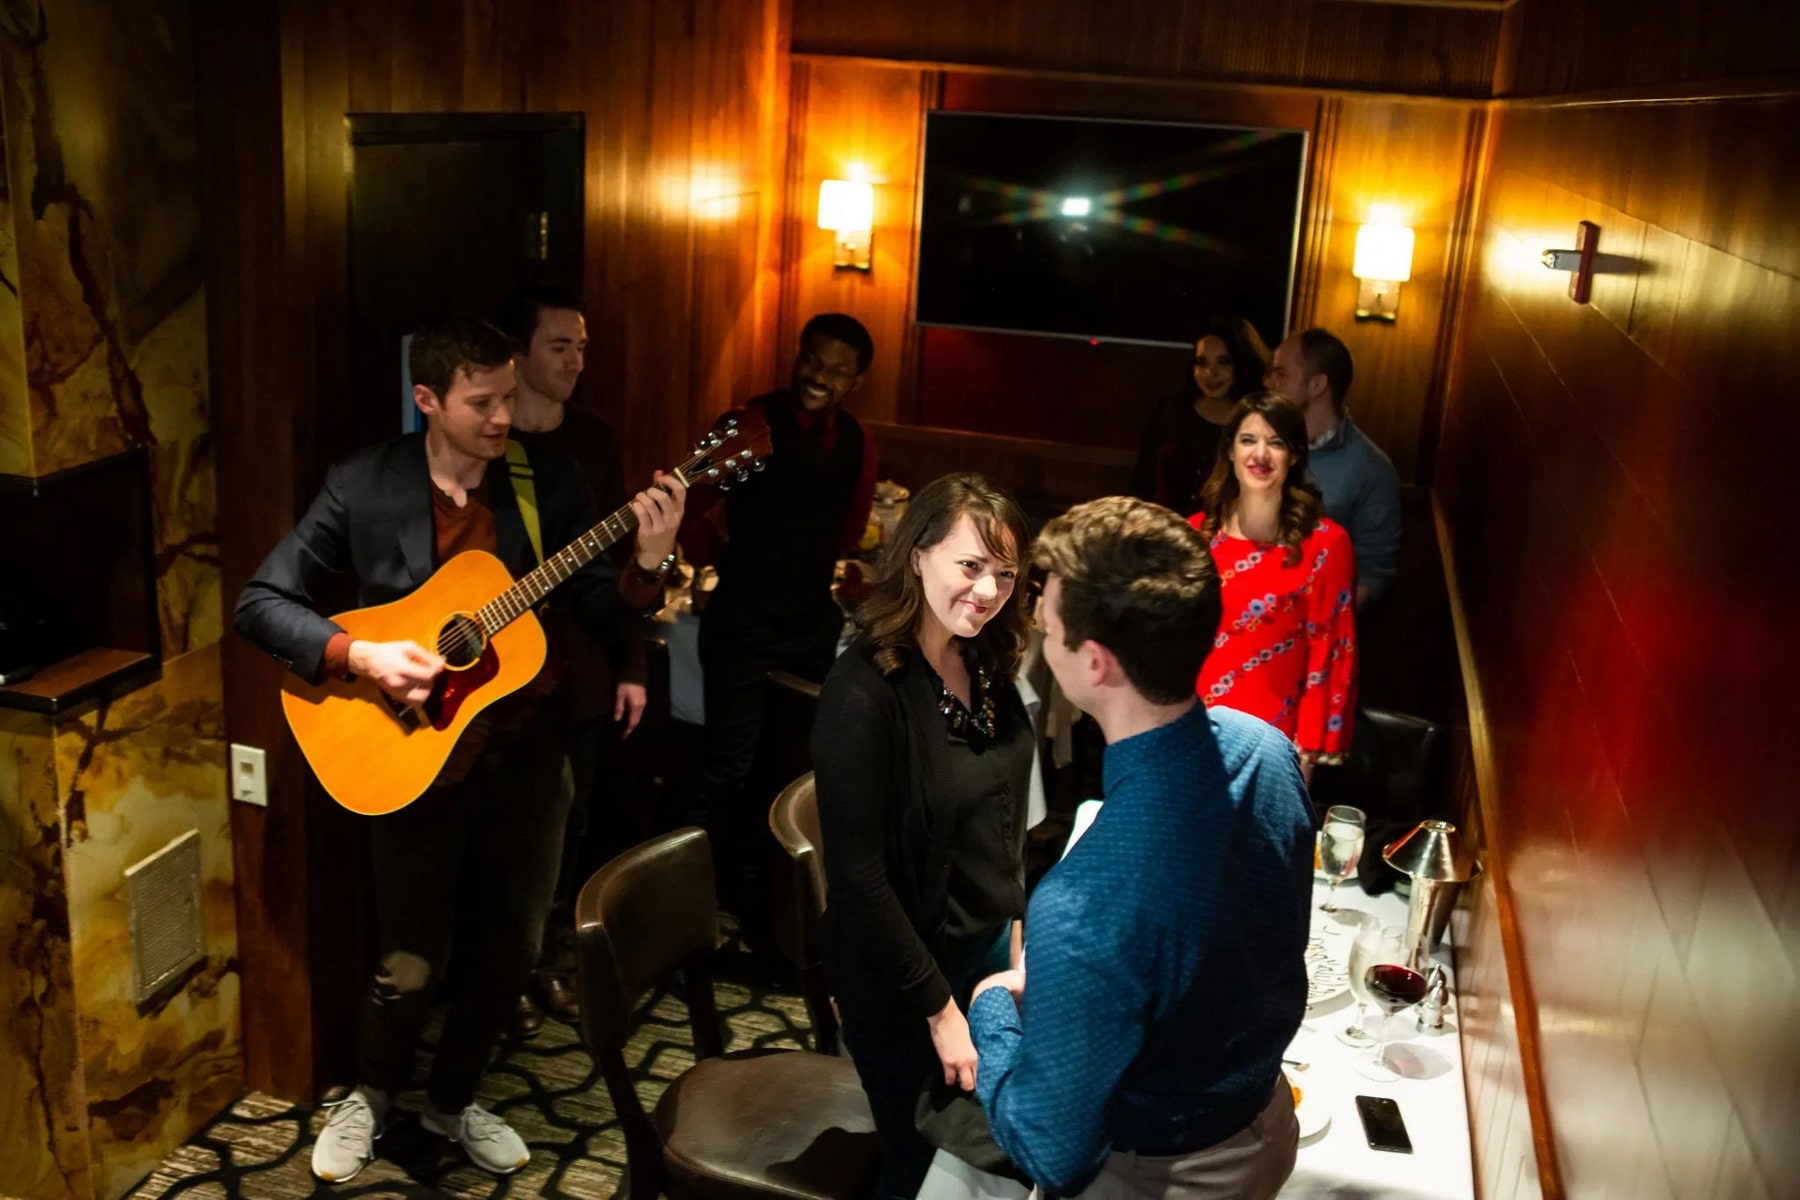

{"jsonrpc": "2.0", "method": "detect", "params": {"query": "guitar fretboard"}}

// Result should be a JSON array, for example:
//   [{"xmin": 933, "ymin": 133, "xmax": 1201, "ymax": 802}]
[
  {"xmin": 475, "ymin": 505, "xmax": 641, "ymax": 632},
  {"xmin": 469, "ymin": 420, "xmax": 755, "ymax": 634}
]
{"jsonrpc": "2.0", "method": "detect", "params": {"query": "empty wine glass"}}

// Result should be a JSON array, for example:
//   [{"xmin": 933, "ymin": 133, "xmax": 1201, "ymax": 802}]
[
  {"xmin": 1318, "ymin": 805, "xmax": 1365, "ymax": 914},
  {"xmin": 1337, "ymin": 919, "xmax": 1393, "ymax": 1047},
  {"xmin": 1355, "ymin": 925, "xmax": 1428, "ymax": 1082}
]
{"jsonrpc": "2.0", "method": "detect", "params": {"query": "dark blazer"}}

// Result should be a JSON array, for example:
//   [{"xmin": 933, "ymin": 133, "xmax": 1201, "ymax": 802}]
[{"xmin": 235, "ymin": 433, "xmax": 626, "ymax": 684}]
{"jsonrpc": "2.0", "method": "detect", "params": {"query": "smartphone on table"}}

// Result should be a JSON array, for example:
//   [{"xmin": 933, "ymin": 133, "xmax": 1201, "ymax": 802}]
[{"xmin": 1354, "ymin": 1094, "xmax": 1413, "ymax": 1154}]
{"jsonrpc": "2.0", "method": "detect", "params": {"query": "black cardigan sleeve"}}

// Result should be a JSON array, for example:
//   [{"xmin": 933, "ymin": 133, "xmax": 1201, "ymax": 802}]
[{"xmin": 813, "ymin": 654, "xmax": 954, "ymax": 1021}]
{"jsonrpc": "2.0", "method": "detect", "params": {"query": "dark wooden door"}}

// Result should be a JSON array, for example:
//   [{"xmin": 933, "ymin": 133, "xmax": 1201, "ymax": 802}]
[{"xmin": 346, "ymin": 114, "xmax": 583, "ymax": 456}]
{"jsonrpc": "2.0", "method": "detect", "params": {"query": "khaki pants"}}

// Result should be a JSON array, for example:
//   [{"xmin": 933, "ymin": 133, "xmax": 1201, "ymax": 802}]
[{"xmin": 1079, "ymin": 1080, "xmax": 1299, "ymax": 1200}]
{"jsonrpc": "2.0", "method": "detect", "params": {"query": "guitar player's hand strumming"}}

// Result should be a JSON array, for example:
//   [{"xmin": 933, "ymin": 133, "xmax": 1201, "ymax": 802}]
[{"xmin": 347, "ymin": 639, "xmax": 444, "ymax": 706}]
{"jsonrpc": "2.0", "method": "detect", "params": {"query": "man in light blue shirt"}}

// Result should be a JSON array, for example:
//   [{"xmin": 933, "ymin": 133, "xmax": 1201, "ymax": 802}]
[
  {"xmin": 1265, "ymin": 328, "xmax": 1401, "ymax": 606},
  {"xmin": 968, "ymin": 497, "xmax": 1314, "ymax": 1200}
]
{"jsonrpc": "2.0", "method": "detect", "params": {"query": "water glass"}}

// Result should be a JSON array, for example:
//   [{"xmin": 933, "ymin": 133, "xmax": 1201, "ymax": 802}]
[{"xmin": 1318, "ymin": 805, "xmax": 1365, "ymax": 914}]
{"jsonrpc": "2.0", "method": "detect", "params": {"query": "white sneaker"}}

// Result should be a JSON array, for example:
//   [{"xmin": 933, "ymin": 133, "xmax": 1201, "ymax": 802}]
[
  {"xmin": 421, "ymin": 1101, "xmax": 529, "ymax": 1175},
  {"xmin": 312, "ymin": 1088, "xmax": 383, "ymax": 1182}
]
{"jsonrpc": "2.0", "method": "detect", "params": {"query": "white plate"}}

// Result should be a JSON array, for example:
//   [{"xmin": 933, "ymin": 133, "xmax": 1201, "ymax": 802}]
[
  {"xmin": 1303, "ymin": 936, "xmax": 1351, "ymax": 1008},
  {"xmin": 1286, "ymin": 1072, "xmax": 1331, "ymax": 1140}
]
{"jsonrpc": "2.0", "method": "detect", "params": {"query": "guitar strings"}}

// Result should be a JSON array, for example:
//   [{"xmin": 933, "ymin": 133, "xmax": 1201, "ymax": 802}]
[{"xmin": 428, "ymin": 438, "xmax": 749, "ymax": 661}]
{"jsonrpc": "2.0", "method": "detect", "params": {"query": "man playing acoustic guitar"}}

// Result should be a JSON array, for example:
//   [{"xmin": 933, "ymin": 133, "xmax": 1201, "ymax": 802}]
[{"xmin": 235, "ymin": 316, "xmax": 685, "ymax": 1182}]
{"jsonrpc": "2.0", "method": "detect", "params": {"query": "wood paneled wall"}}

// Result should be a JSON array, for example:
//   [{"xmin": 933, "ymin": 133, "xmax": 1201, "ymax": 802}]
[
  {"xmin": 1439, "ymin": 91, "xmax": 1800, "ymax": 1200},
  {"xmin": 792, "ymin": 0, "xmax": 1503, "ymax": 97},
  {"xmin": 201, "ymin": 0, "xmax": 789, "ymax": 1100},
  {"xmin": 779, "ymin": 61, "xmax": 931, "ymax": 426},
  {"xmin": 1497, "ymin": 0, "xmax": 1800, "ymax": 97}
]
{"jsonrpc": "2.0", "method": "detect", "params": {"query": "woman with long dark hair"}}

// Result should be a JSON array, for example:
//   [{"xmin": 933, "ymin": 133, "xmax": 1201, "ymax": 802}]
[
  {"xmin": 1190, "ymin": 392, "xmax": 1357, "ymax": 782},
  {"xmin": 1129, "ymin": 315, "xmax": 1272, "ymax": 516},
  {"xmin": 814, "ymin": 473, "xmax": 1034, "ymax": 1200}
]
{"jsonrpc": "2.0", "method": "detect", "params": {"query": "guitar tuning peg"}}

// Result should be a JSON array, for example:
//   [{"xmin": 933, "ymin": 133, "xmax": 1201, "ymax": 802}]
[
  {"xmin": 735, "ymin": 468, "xmax": 749, "ymax": 482},
  {"xmin": 718, "ymin": 480, "xmax": 735, "ymax": 492},
  {"xmin": 752, "ymin": 459, "xmax": 766, "ymax": 472}
]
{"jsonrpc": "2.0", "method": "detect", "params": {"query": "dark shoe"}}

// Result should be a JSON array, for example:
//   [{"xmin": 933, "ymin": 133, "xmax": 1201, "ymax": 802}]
[
  {"xmin": 509, "ymin": 993, "xmax": 543, "ymax": 1039},
  {"xmin": 533, "ymin": 969, "xmax": 580, "ymax": 1021}
]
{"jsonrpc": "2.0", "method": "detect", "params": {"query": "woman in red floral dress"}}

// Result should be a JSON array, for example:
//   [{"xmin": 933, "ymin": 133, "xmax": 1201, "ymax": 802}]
[{"xmin": 1188, "ymin": 392, "xmax": 1357, "ymax": 782}]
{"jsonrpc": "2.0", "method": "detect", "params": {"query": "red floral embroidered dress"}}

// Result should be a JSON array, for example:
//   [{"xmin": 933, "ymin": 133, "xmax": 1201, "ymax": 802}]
[{"xmin": 1188, "ymin": 513, "xmax": 1358, "ymax": 764}]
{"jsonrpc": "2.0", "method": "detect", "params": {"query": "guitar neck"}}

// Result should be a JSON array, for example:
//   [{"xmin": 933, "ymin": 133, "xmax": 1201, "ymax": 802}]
[
  {"xmin": 467, "ymin": 410, "xmax": 766, "ymax": 634},
  {"xmin": 475, "ymin": 501, "xmax": 645, "ymax": 634}
]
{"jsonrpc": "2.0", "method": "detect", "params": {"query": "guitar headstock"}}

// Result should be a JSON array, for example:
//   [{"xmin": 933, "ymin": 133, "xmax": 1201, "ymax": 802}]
[{"xmin": 679, "ymin": 407, "xmax": 775, "ymax": 491}]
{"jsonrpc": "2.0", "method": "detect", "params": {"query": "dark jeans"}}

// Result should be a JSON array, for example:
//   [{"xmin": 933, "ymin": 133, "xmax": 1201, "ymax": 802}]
[
  {"xmin": 539, "ymin": 716, "xmax": 613, "ymax": 971},
  {"xmin": 694, "ymin": 607, "xmax": 838, "ymax": 923},
  {"xmin": 356, "ymin": 727, "xmax": 567, "ymax": 1112},
  {"xmin": 840, "ymin": 924, "xmax": 1013, "ymax": 1200}
]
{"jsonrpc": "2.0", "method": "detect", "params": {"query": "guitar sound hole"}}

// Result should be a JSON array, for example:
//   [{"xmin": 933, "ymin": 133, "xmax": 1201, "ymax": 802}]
[{"xmin": 438, "ymin": 614, "xmax": 486, "ymax": 669}]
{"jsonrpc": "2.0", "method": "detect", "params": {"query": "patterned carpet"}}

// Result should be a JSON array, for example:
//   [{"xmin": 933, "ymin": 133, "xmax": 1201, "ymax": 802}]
[{"xmin": 128, "ymin": 953, "xmax": 814, "ymax": 1199}]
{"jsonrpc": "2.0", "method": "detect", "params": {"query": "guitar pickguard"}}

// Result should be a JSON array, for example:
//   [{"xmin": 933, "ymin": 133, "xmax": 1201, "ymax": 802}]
[{"xmin": 427, "ymin": 643, "xmax": 501, "ymax": 730}]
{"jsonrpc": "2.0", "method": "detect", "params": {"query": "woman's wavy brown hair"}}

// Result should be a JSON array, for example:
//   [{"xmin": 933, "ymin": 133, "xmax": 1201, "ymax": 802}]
[
  {"xmin": 1197, "ymin": 391, "xmax": 1324, "ymax": 567},
  {"xmin": 854, "ymin": 473, "xmax": 1032, "ymax": 679}
]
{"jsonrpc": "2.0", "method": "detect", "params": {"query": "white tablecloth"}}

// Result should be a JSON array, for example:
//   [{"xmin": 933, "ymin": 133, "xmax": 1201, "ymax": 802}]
[
  {"xmin": 1282, "ymin": 878, "xmax": 1473, "ymax": 1200},
  {"xmin": 916, "ymin": 843, "xmax": 1474, "ymax": 1200}
]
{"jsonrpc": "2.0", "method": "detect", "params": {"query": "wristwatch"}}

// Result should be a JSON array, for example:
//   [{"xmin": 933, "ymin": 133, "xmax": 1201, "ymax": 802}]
[{"xmin": 629, "ymin": 552, "xmax": 678, "ymax": 586}]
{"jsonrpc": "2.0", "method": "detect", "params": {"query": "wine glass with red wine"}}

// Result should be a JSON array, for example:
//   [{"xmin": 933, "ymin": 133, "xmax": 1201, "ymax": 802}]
[{"xmin": 1355, "ymin": 925, "xmax": 1429, "ymax": 1082}]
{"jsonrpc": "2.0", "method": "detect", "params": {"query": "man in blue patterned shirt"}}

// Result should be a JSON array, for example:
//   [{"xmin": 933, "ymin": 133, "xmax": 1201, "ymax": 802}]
[{"xmin": 968, "ymin": 497, "xmax": 1314, "ymax": 1199}]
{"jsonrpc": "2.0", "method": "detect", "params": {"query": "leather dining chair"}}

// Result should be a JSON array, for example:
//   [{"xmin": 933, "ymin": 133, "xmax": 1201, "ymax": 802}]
[
  {"xmin": 767, "ymin": 772, "xmax": 838, "ymax": 1055},
  {"xmin": 574, "ymin": 827, "xmax": 879, "ymax": 1200}
]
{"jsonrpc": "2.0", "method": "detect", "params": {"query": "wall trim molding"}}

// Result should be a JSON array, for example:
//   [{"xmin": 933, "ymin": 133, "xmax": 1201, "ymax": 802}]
[
  {"xmin": 863, "ymin": 419, "xmax": 1134, "ymax": 466},
  {"xmin": 792, "ymin": 51, "xmax": 1800, "ymax": 113},
  {"xmin": 1498, "ymin": 75, "xmax": 1800, "ymax": 109},
  {"xmin": 789, "ymin": 51, "xmax": 1490, "ymax": 106},
  {"xmin": 1432, "ymin": 492, "xmax": 1566, "ymax": 1200}
]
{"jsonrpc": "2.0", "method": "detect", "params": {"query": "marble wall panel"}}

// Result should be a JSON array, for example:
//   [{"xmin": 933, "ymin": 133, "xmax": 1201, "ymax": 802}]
[
  {"xmin": 0, "ymin": 122, "xmax": 28, "ymax": 475},
  {"xmin": 0, "ymin": 1, "xmax": 236, "ymax": 1196},
  {"xmin": 0, "ymin": 712, "xmax": 88, "ymax": 1199},
  {"xmin": 54, "ymin": 644, "xmax": 240, "ymax": 1199},
  {"xmin": 0, "ymin": 0, "xmax": 204, "ymax": 476}
]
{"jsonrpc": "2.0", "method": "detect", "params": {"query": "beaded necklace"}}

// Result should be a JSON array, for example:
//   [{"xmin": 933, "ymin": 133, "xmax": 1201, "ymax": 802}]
[{"xmin": 933, "ymin": 662, "xmax": 997, "ymax": 742}]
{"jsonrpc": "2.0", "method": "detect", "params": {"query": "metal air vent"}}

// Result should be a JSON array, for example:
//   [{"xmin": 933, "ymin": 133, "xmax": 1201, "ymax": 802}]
[{"xmin": 126, "ymin": 829, "xmax": 205, "ymax": 1006}]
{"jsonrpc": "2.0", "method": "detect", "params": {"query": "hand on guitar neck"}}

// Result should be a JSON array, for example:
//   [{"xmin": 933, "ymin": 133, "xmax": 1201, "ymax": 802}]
[{"xmin": 629, "ymin": 469, "xmax": 686, "ymax": 570}]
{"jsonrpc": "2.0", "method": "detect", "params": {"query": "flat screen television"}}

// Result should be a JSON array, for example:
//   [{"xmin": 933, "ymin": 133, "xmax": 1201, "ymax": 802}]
[{"xmin": 915, "ymin": 112, "xmax": 1308, "ymax": 350}]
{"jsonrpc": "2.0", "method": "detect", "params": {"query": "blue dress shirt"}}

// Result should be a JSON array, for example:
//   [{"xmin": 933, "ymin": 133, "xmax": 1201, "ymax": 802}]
[{"xmin": 968, "ymin": 704, "xmax": 1314, "ymax": 1194}]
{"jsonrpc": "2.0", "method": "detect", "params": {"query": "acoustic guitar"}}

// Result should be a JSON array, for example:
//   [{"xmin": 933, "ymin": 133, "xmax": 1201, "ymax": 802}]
[{"xmin": 281, "ymin": 410, "xmax": 772, "ymax": 815}]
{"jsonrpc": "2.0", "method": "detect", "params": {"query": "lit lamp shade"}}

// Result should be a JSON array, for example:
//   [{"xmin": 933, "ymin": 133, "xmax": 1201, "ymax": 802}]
[
  {"xmin": 817, "ymin": 179, "xmax": 874, "ymax": 271},
  {"xmin": 1352, "ymin": 223, "xmax": 1415, "ymax": 282},
  {"xmin": 817, "ymin": 179, "xmax": 874, "ymax": 233},
  {"xmin": 1381, "ymin": 819, "xmax": 1481, "ymax": 883},
  {"xmin": 1351, "ymin": 222, "xmax": 1414, "ymax": 321}
]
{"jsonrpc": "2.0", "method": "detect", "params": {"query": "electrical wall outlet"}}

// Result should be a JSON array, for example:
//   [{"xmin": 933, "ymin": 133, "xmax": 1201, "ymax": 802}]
[{"xmin": 230, "ymin": 743, "xmax": 268, "ymax": 806}]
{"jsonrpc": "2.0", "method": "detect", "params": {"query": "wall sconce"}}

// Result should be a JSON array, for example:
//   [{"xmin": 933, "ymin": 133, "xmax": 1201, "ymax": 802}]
[
  {"xmin": 818, "ymin": 179, "xmax": 874, "ymax": 271},
  {"xmin": 1352, "ymin": 222, "xmax": 1415, "ymax": 322},
  {"xmin": 1541, "ymin": 220, "xmax": 1599, "ymax": 304}
]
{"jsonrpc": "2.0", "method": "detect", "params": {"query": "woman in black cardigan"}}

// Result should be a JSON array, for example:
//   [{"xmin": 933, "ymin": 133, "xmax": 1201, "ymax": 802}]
[{"xmin": 814, "ymin": 472, "xmax": 1035, "ymax": 1200}]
